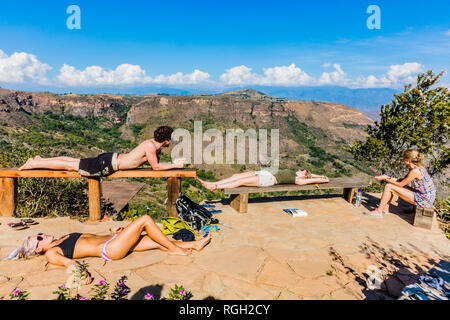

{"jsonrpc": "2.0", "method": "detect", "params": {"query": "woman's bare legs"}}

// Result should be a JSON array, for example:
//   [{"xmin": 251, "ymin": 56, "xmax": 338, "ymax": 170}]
[
  {"xmin": 198, "ymin": 172, "xmax": 258, "ymax": 190},
  {"xmin": 369, "ymin": 183, "xmax": 415, "ymax": 216},
  {"xmin": 105, "ymin": 215, "xmax": 193, "ymax": 259},
  {"xmin": 19, "ymin": 156, "xmax": 80, "ymax": 171},
  {"xmin": 131, "ymin": 233, "xmax": 211, "ymax": 252}
]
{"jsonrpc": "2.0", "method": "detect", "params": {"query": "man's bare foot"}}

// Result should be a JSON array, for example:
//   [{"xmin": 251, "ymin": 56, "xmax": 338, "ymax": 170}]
[
  {"xmin": 167, "ymin": 246, "xmax": 192, "ymax": 256},
  {"xmin": 193, "ymin": 233, "xmax": 211, "ymax": 251}
]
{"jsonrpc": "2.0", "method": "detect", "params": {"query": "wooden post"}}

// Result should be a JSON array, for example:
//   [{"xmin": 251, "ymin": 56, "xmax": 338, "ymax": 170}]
[
  {"xmin": 229, "ymin": 193, "xmax": 248, "ymax": 213},
  {"xmin": 0, "ymin": 177, "xmax": 17, "ymax": 217},
  {"xmin": 167, "ymin": 177, "xmax": 181, "ymax": 218},
  {"xmin": 88, "ymin": 178, "xmax": 102, "ymax": 222},
  {"xmin": 343, "ymin": 188, "xmax": 356, "ymax": 203}
]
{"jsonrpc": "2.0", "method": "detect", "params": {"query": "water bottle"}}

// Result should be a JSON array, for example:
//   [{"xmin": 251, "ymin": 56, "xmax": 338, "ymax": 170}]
[{"xmin": 355, "ymin": 189, "xmax": 362, "ymax": 207}]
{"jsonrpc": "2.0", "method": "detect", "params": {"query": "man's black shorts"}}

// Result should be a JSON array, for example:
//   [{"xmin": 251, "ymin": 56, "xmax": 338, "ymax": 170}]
[{"xmin": 78, "ymin": 152, "xmax": 119, "ymax": 177}]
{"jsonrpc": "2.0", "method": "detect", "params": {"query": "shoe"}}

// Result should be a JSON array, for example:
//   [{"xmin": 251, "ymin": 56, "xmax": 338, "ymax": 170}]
[
  {"xmin": 21, "ymin": 218, "xmax": 39, "ymax": 225},
  {"xmin": 8, "ymin": 222, "xmax": 30, "ymax": 230}
]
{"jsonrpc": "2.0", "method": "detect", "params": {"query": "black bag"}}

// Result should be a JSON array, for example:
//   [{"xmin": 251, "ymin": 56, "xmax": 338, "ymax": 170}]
[
  {"xmin": 172, "ymin": 229, "xmax": 195, "ymax": 242},
  {"xmin": 175, "ymin": 194, "xmax": 219, "ymax": 231}
]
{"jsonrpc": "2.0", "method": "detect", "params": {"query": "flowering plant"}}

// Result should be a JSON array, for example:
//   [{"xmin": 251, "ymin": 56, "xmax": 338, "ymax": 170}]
[
  {"xmin": 143, "ymin": 293, "xmax": 154, "ymax": 300},
  {"xmin": 110, "ymin": 276, "xmax": 131, "ymax": 300},
  {"xmin": 10, "ymin": 288, "xmax": 30, "ymax": 300},
  {"xmin": 90, "ymin": 280, "xmax": 110, "ymax": 300},
  {"xmin": 52, "ymin": 284, "xmax": 71, "ymax": 300},
  {"xmin": 73, "ymin": 260, "xmax": 90, "ymax": 286},
  {"xmin": 166, "ymin": 284, "xmax": 191, "ymax": 300}
]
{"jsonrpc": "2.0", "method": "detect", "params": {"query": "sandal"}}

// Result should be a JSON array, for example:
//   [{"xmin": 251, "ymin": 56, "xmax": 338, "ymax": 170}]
[
  {"xmin": 21, "ymin": 218, "xmax": 39, "ymax": 225},
  {"xmin": 8, "ymin": 222, "xmax": 30, "ymax": 230}
]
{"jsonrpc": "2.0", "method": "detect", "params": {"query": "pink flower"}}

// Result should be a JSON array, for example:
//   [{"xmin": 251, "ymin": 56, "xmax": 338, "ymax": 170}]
[
  {"xmin": 99, "ymin": 280, "xmax": 108, "ymax": 285},
  {"xmin": 180, "ymin": 289, "xmax": 186, "ymax": 296},
  {"xmin": 144, "ymin": 293, "xmax": 154, "ymax": 300},
  {"xmin": 13, "ymin": 288, "xmax": 21, "ymax": 297},
  {"xmin": 80, "ymin": 296, "xmax": 87, "ymax": 300}
]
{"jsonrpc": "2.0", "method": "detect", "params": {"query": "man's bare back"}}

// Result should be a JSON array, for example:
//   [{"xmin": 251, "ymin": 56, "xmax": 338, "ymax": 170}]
[{"xmin": 118, "ymin": 139, "xmax": 185, "ymax": 171}]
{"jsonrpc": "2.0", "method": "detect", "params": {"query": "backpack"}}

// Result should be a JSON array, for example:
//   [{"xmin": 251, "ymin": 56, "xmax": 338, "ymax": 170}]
[{"xmin": 175, "ymin": 194, "xmax": 219, "ymax": 231}]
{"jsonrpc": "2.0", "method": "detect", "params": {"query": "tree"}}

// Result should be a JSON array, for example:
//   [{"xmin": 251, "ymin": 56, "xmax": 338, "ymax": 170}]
[{"xmin": 347, "ymin": 70, "xmax": 449, "ymax": 176}]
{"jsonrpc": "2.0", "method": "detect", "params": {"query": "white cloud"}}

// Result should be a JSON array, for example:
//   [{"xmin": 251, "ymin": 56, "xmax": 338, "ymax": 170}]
[
  {"xmin": 0, "ymin": 49, "xmax": 51, "ymax": 84},
  {"xmin": 353, "ymin": 62, "xmax": 424, "ymax": 88},
  {"xmin": 57, "ymin": 64, "xmax": 152, "ymax": 86},
  {"xmin": 260, "ymin": 64, "xmax": 312, "ymax": 86},
  {"xmin": 220, "ymin": 64, "xmax": 311, "ymax": 86},
  {"xmin": 152, "ymin": 69, "xmax": 210, "ymax": 85},
  {"xmin": 219, "ymin": 65, "xmax": 260, "ymax": 85},
  {"xmin": 318, "ymin": 63, "xmax": 349, "ymax": 86},
  {"xmin": 445, "ymin": 29, "xmax": 450, "ymax": 36},
  {"xmin": 56, "ymin": 64, "xmax": 210, "ymax": 86}
]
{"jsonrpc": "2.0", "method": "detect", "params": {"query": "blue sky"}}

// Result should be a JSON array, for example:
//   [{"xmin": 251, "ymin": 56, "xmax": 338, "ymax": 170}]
[{"xmin": 0, "ymin": 0, "xmax": 449, "ymax": 91}]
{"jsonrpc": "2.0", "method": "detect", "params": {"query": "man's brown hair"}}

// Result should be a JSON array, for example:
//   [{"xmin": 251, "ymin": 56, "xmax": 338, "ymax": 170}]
[{"xmin": 154, "ymin": 126, "xmax": 174, "ymax": 143}]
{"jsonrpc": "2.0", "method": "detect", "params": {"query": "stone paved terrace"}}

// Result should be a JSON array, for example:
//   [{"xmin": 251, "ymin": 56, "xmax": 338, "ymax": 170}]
[{"xmin": 0, "ymin": 193, "xmax": 449, "ymax": 300}]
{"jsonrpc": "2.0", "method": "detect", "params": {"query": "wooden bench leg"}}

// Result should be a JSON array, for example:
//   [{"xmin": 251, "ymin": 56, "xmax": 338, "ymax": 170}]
[
  {"xmin": 88, "ymin": 178, "xmax": 102, "ymax": 222},
  {"xmin": 0, "ymin": 177, "xmax": 17, "ymax": 217},
  {"xmin": 229, "ymin": 194, "xmax": 248, "ymax": 213},
  {"xmin": 343, "ymin": 188, "xmax": 356, "ymax": 203},
  {"xmin": 167, "ymin": 177, "xmax": 181, "ymax": 218}
]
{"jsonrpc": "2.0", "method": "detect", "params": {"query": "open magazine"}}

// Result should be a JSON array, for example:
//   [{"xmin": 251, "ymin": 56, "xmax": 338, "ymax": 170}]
[{"xmin": 283, "ymin": 209, "xmax": 308, "ymax": 217}]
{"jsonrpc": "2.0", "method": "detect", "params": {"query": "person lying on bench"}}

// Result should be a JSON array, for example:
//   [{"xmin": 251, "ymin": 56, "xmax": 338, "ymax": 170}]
[
  {"xmin": 367, "ymin": 149, "xmax": 436, "ymax": 218},
  {"xmin": 3, "ymin": 215, "xmax": 211, "ymax": 286},
  {"xmin": 198, "ymin": 168, "xmax": 330, "ymax": 191},
  {"xmin": 18, "ymin": 126, "xmax": 186, "ymax": 177}
]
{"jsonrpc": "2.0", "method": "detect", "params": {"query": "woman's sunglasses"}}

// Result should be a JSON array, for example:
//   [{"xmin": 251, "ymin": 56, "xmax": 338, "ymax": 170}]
[{"xmin": 36, "ymin": 233, "xmax": 44, "ymax": 242}]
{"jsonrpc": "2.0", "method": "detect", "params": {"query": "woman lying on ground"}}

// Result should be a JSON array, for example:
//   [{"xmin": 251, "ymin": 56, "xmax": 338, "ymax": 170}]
[
  {"xmin": 198, "ymin": 168, "xmax": 330, "ymax": 191},
  {"xmin": 368, "ymin": 149, "xmax": 436, "ymax": 218},
  {"xmin": 3, "ymin": 215, "xmax": 211, "ymax": 285}
]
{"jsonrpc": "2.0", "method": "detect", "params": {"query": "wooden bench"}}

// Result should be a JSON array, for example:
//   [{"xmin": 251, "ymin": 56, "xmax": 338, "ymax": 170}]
[
  {"xmin": 223, "ymin": 177, "xmax": 369, "ymax": 213},
  {"xmin": 0, "ymin": 168, "xmax": 196, "ymax": 221}
]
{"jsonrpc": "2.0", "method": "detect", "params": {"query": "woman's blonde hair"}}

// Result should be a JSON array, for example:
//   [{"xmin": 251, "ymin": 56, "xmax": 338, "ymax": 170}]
[
  {"xmin": 2, "ymin": 236, "xmax": 38, "ymax": 261},
  {"xmin": 403, "ymin": 149, "xmax": 424, "ymax": 165}
]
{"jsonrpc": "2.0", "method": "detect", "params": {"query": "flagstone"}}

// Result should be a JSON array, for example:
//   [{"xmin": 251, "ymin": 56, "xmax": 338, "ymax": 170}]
[
  {"xmin": 0, "ymin": 277, "xmax": 23, "ymax": 299},
  {"xmin": 256, "ymin": 259, "xmax": 301, "ymax": 288},
  {"xmin": 0, "ymin": 258, "xmax": 47, "ymax": 277},
  {"xmin": 221, "ymin": 276, "xmax": 274, "ymax": 300},
  {"xmin": 135, "ymin": 262, "xmax": 205, "ymax": 291},
  {"xmin": 194, "ymin": 245, "xmax": 267, "ymax": 282}
]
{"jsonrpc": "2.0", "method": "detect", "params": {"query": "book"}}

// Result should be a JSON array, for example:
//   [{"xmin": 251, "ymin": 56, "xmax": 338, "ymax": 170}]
[{"xmin": 283, "ymin": 209, "xmax": 308, "ymax": 217}]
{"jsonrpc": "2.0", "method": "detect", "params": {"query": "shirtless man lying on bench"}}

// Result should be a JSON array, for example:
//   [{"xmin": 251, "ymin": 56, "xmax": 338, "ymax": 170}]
[{"xmin": 19, "ymin": 126, "xmax": 186, "ymax": 177}]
